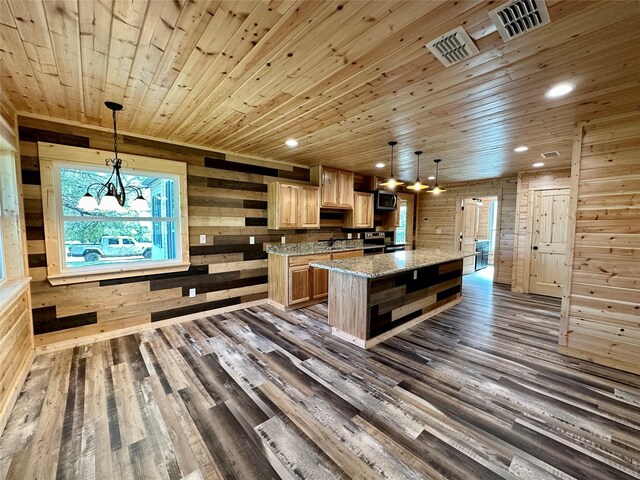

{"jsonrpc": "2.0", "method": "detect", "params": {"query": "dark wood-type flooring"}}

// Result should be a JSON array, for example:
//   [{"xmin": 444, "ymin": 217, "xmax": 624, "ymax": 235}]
[{"xmin": 2, "ymin": 273, "xmax": 639, "ymax": 479}]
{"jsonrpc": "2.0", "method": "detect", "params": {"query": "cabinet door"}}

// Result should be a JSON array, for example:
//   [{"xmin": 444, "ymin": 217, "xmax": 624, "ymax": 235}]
[
  {"xmin": 288, "ymin": 266, "xmax": 310, "ymax": 304},
  {"xmin": 321, "ymin": 167, "xmax": 340, "ymax": 207},
  {"xmin": 337, "ymin": 170, "xmax": 354, "ymax": 208},
  {"xmin": 310, "ymin": 266, "xmax": 328, "ymax": 300},
  {"xmin": 279, "ymin": 184, "xmax": 300, "ymax": 228},
  {"xmin": 354, "ymin": 192, "xmax": 373, "ymax": 228},
  {"xmin": 300, "ymin": 186, "xmax": 320, "ymax": 228}
]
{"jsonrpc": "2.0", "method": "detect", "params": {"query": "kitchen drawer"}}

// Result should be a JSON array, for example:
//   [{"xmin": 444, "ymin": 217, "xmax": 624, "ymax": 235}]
[
  {"xmin": 331, "ymin": 249, "xmax": 363, "ymax": 260},
  {"xmin": 288, "ymin": 253, "xmax": 331, "ymax": 267}
]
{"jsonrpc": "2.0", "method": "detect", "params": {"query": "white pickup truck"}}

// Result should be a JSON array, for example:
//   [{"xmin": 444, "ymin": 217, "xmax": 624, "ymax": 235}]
[{"xmin": 67, "ymin": 236, "xmax": 153, "ymax": 262}]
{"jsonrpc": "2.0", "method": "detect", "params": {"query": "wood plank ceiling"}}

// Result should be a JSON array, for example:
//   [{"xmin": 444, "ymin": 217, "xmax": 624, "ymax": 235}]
[{"xmin": 1, "ymin": 0, "xmax": 639, "ymax": 183}]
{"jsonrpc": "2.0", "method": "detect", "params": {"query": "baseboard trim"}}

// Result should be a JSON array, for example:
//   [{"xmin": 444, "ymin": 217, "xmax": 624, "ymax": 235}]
[{"xmin": 34, "ymin": 299, "xmax": 266, "ymax": 355}]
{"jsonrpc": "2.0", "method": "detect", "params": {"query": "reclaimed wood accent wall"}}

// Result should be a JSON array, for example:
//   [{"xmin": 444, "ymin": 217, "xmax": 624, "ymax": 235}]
[
  {"xmin": 559, "ymin": 112, "xmax": 640, "ymax": 375},
  {"xmin": 18, "ymin": 117, "xmax": 348, "ymax": 349},
  {"xmin": 416, "ymin": 178, "xmax": 517, "ymax": 285},
  {"xmin": 512, "ymin": 169, "xmax": 571, "ymax": 292}
]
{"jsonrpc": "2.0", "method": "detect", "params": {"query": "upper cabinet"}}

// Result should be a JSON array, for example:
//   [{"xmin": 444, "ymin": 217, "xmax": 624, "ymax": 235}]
[
  {"xmin": 345, "ymin": 192, "xmax": 374, "ymax": 228},
  {"xmin": 268, "ymin": 182, "xmax": 320, "ymax": 230},
  {"xmin": 311, "ymin": 166, "xmax": 354, "ymax": 209}
]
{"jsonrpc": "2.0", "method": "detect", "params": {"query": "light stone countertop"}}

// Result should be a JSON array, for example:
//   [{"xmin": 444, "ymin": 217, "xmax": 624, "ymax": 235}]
[
  {"xmin": 310, "ymin": 249, "xmax": 468, "ymax": 278},
  {"xmin": 266, "ymin": 240, "xmax": 382, "ymax": 257}
]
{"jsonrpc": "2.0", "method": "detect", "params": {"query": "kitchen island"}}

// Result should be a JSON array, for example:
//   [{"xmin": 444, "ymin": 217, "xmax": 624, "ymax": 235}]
[{"xmin": 311, "ymin": 250, "xmax": 466, "ymax": 348}]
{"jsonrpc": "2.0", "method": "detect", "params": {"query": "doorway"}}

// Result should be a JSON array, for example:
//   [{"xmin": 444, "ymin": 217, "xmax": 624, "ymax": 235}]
[{"xmin": 460, "ymin": 196, "xmax": 498, "ymax": 277}]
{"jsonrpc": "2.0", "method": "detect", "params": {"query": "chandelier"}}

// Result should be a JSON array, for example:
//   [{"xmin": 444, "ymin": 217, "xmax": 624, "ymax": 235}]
[{"xmin": 77, "ymin": 102, "xmax": 148, "ymax": 213}]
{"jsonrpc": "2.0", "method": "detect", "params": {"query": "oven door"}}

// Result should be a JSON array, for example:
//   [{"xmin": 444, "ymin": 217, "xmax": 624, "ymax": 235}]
[
  {"xmin": 384, "ymin": 244, "xmax": 405, "ymax": 253},
  {"xmin": 364, "ymin": 246, "xmax": 385, "ymax": 256}
]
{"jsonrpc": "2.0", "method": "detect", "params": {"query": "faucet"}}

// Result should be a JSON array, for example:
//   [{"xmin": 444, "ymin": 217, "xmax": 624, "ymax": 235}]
[{"xmin": 323, "ymin": 235, "xmax": 340, "ymax": 247}]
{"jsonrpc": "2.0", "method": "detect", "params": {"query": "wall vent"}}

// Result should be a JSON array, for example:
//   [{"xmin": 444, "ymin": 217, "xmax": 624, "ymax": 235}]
[
  {"xmin": 425, "ymin": 26, "xmax": 480, "ymax": 67},
  {"xmin": 488, "ymin": 0, "xmax": 551, "ymax": 42},
  {"xmin": 540, "ymin": 150, "xmax": 560, "ymax": 159}
]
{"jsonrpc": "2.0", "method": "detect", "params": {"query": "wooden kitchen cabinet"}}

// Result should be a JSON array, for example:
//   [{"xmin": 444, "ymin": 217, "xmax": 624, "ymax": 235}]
[
  {"xmin": 269, "ymin": 250, "xmax": 363, "ymax": 309},
  {"xmin": 345, "ymin": 192, "xmax": 374, "ymax": 228},
  {"xmin": 311, "ymin": 166, "xmax": 354, "ymax": 209},
  {"xmin": 300, "ymin": 185, "xmax": 320, "ymax": 228},
  {"xmin": 288, "ymin": 265, "xmax": 311, "ymax": 304},
  {"xmin": 268, "ymin": 182, "xmax": 320, "ymax": 229},
  {"xmin": 311, "ymin": 266, "xmax": 329, "ymax": 299}
]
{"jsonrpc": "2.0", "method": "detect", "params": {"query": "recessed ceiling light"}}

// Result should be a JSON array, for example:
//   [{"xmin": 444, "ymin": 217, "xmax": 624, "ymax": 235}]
[
  {"xmin": 427, "ymin": 176, "xmax": 436, "ymax": 180},
  {"xmin": 545, "ymin": 83, "xmax": 574, "ymax": 98},
  {"xmin": 285, "ymin": 138, "xmax": 298, "ymax": 147},
  {"xmin": 375, "ymin": 162, "xmax": 385, "ymax": 168},
  {"xmin": 514, "ymin": 146, "xmax": 528, "ymax": 153},
  {"xmin": 532, "ymin": 162, "xmax": 545, "ymax": 168}
]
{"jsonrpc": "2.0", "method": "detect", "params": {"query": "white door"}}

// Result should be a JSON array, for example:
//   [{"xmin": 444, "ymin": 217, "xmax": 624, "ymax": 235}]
[{"xmin": 528, "ymin": 188, "xmax": 570, "ymax": 297}]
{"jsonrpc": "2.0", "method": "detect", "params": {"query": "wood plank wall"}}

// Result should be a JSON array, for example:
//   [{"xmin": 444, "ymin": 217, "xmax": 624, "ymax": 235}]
[
  {"xmin": 18, "ymin": 116, "xmax": 350, "ymax": 349},
  {"xmin": 559, "ymin": 112, "xmax": 640, "ymax": 375},
  {"xmin": 0, "ymin": 95, "xmax": 34, "ymax": 434},
  {"xmin": 416, "ymin": 178, "xmax": 517, "ymax": 285},
  {"xmin": 512, "ymin": 169, "xmax": 571, "ymax": 292}
]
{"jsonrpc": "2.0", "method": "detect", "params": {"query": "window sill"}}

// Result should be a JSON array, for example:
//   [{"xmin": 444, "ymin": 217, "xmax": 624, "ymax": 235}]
[
  {"xmin": 0, "ymin": 277, "xmax": 31, "ymax": 315},
  {"xmin": 46, "ymin": 262, "xmax": 191, "ymax": 286}
]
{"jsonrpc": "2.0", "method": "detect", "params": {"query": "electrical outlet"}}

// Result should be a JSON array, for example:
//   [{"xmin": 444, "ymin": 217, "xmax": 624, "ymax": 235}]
[
  {"xmin": 436, "ymin": 228, "xmax": 442, "ymax": 235},
  {"xmin": 347, "ymin": 233, "xmax": 352, "ymax": 239},
  {"xmin": 413, "ymin": 270, "xmax": 418, "ymax": 280},
  {"xmin": 199, "ymin": 234, "xmax": 206, "ymax": 244},
  {"xmin": 281, "ymin": 236, "xmax": 286, "ymax": 244},
  {"xmin": 249, "ymin": 236, "xmax": 255, "ymax": 245},
  {"xmin": 189, "ymin": 288, "xmax": 196, "ymax": 297}
]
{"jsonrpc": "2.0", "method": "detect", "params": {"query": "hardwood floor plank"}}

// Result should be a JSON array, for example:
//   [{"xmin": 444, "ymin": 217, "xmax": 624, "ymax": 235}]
[{"xmin": 2, "ymin": 272, "xmax": 639, "ymax": 479}]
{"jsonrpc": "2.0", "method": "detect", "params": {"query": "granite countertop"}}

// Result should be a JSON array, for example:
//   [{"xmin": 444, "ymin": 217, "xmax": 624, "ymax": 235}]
[
  {"xmin": 266, "ymin": 240, "xmax": 380, "ymax": 257},
  {"xmin": 310, "ymin": 249, "xmax": 468, "ymax": 278}
]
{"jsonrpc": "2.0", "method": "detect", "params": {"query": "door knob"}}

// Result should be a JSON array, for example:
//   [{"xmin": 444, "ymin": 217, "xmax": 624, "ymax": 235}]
[{"xmin": 533, "ymin": 246, "xmax": 539, "ymax": 250}]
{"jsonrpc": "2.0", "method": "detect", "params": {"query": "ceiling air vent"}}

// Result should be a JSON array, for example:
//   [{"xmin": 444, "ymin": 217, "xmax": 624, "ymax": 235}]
[
  {"xmin": 541, "ymin": 151, "xmax": 560, "ymax": 159},
  {"xmin": 425, "ymin": 26, "xmax": 480, "ymax": 67},
  {"xmin": 489, "ymin": 0, "xmax": 551, "ymax": 42}
]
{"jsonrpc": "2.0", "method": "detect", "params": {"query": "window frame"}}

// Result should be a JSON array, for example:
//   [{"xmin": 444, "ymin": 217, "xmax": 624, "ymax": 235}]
[
  {"xmin": 39, "ymin": 142, "xmax": 190, "ymax": 285},
  {"xmin": 0, "ymin": 189, "xmax": 5, "ymax": 285}
]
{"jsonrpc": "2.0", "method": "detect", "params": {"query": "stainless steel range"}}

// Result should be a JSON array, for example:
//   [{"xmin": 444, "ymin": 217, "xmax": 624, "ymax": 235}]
[{"xmin": 363, "ymin": 232, "xmax": 406, "ymax": 255}]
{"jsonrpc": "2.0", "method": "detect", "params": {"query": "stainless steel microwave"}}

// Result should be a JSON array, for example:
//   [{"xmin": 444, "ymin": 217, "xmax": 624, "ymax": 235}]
[{"xmin": 375, "ymin": 190, "xmax": 398, "ymax": 211}]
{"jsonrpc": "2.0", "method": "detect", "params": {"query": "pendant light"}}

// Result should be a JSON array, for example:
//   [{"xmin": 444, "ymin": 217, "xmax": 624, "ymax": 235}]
[
  {"xmin": 379, "ymin": 141, "xmax": 404, "ymax": 189},
  {"xmin": 407, "ymin": 150, "xmax": 428, "ymax": 191},
  {"xmin": 77, "ymin": 102, "xmax": 149, "ymax": 213},
  {"xmin": 427, "ymin": 159, "xmax": 447, "ymax": 194}
]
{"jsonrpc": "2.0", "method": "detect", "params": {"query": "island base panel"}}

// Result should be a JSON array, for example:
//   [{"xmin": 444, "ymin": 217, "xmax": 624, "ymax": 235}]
[
  {"xmin": 331, "ymin": 295, "xmax": 462, "ymax": 349},
  {"xmin": 327, "ymin": 259, "xmax": 463, "ymax": 348}
]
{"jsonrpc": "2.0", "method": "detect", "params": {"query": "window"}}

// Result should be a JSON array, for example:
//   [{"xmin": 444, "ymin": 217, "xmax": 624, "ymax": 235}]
[
  {"xmin": 40, "ymin": 142, "xmax": 189, "ymax": 285},
  {"xmin": 395, "ymin": 201, "xmax": 408, "ymax": 244}
]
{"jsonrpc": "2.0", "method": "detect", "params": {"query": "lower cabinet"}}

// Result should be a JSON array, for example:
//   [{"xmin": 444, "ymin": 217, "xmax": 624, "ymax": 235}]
[
  {"xmin": 269, "ymin": 250, "xmax": 363, "ymax": 309},
  {"xmin": 288, "ymin": 266, "xmax": 311, "ymax": 304}
]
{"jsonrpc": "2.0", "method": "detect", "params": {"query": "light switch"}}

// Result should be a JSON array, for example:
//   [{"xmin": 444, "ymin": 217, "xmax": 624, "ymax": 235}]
[
  {"xmin": 249, "ymin": 236, "xmax": 255, "ymax": 245},
  {"xmin": 189, "ymin": 288, "xmax": 196, "ymax": 297},
  {"xmin": 347, "ymin": 233, "xmax": 353, "ymax": 239},
  {"xmin": 199, "ymin": 234, "xmax": 206, "ymax": 244},
  {"xmin": 281, "ymin": 236, "xmax": 286, "ymax": 244}
]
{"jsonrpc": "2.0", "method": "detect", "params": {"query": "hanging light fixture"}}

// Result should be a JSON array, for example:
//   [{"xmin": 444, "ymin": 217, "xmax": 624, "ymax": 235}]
[
  {"xmin": 77, "ymin": 101, "xmax": 148, "ymax": 213},
  {"xmin": 427, "ymin": 159, "xmax": 447, "ymax": 194},
  {"xmin": 407, "ymin": 150, "xmax": 428, "ymax": 191},
  {"xmin": 379, "ymin": 141, "xmax": 404, "ymax": 189}
]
